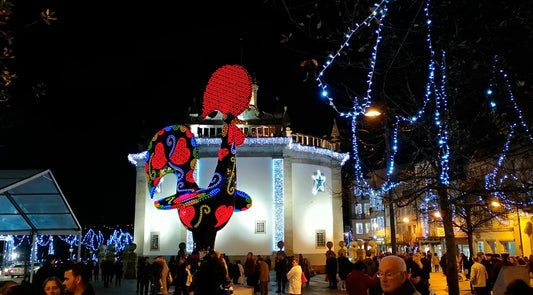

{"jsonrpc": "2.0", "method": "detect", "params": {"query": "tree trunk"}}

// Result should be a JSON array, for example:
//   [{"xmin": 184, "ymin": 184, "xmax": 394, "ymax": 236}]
[
  {"xmin": 466, "ymin": 211, "xmax": 475, "ymax": 265},
  {"xmin": 438, "ymin": 186, "xmax": 460, "ymax": 295}
]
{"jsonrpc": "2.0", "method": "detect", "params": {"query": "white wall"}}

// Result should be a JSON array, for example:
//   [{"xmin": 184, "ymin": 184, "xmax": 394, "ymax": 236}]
[
  {"xmin": 143, "ymin": 173, "xmax": 186, "ymax": 256},
  {"xmin": 291, "ymin": 163, "xmax": 334, "ymax": 255},
  {"xmin": 136, "ymin": 154, "xmax": 341, "ymax": 259},
  {"xmin": 203, "ymin": 157, "xmax": 274, "ymax": 255},
  {"xmin": 141, "ymin": 157, "xmax": 276, "ymax": 256}
]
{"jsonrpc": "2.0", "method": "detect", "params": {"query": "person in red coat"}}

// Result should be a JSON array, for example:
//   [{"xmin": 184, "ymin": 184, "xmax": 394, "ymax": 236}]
[{"xmin": 346, "ymin": 261, "xmax": 379, "ymax": 295}]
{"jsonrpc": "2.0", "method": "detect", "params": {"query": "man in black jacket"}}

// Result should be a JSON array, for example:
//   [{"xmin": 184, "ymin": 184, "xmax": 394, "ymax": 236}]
[
  {"xmin": 275, "ymin": 253, "xmax": 288, "ymax": 293},
  {"xmin": 33, "ymin": 255, "xmax": 60, "ymax": 292}
]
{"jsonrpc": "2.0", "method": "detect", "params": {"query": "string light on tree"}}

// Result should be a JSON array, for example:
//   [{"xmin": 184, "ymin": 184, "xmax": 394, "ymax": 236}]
[{"xmin": 106, "ymin": 229, "xmax": 134, "ymax": 253}]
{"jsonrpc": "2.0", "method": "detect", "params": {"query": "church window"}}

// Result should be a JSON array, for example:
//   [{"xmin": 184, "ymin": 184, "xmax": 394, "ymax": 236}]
[
  {"xmin": 355, "ymin": 203, "xmax": 363, "ymax": 215},
  {"xmin": 255, "ymin": 221, "xmax": 266, "ymax": 233},
  {"xmin": 316, "ymin": 230, "xmax": 326, "ymax": 247},
  {"xmin": 355, "ymin": 223, "xmax": 364, "ymax": 234}
]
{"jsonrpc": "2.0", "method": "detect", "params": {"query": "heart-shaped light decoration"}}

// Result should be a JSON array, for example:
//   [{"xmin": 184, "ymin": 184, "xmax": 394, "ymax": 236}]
[
  {"xmin": 179, "ymin": 206, "xmax": 196, "ymax": 228},
  {"xmin": 228, "ymin": 124, "xmax": 245, "ymax": 146},
  {"xmin": 169, "ymin": 137, "xmax": 191, "ymax": 165},
  {"xmin": 218, "ymin": 148, "xmax": 229, "ymax": 161},
  {"xmin": 214, "ymin": 205, "xmax": 234, "ymax": 227},
  {"xmin": 151, "ymin": 143, "xmax": 167, "ymax": 170}
]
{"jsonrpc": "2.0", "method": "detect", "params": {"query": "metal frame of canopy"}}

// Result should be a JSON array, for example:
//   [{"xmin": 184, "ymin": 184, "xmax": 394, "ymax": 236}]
[{"xmin": 0, "ymin": 169, "xmax": 83, "ymax": 281}]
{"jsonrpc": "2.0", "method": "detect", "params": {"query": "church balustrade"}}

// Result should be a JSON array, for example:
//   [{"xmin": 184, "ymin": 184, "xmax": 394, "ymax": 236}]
[{"xmin": 192, "ymin": 125, "xmax": 341, "ymax": 151}]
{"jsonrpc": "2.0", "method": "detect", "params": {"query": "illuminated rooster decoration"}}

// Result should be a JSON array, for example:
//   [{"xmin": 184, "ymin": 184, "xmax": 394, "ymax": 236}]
[{"xmin": 145, "ymin": 65, "xmax": 253, "ymax": 252}]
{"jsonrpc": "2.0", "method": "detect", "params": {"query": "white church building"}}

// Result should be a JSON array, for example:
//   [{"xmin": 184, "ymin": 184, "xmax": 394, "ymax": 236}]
[{"xmin": 128, "ymin": 85, "xmax": 349, "ymax": 266}]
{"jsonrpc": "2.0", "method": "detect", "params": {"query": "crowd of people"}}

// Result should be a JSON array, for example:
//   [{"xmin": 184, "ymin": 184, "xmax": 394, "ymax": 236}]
[
  {"xmin": 142, "ymin": 249, "xmax": 317, "ymax": 295},
  {"xmin": 3, "ymin": 249, "xmax": 533, "ymax": 295},
  {"xmin": 333, "ymin": 249, "xmax": 533, "ymax": 295},
  {"xmin": 0, "ymin": 257, "xmax": 95, "ymax": 295},
  {"xmin": 0, "ymin": 253, "xmax": 126, "ymax": 295},
  {"xmin": 439, "ymin": 251, "xmax": 533, "ymax": 295}
]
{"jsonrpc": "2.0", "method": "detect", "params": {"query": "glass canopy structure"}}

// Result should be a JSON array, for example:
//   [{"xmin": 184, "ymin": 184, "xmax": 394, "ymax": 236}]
[{"xmin": 0, "ymin": 169, "xmax": 81, "ymax": 236}]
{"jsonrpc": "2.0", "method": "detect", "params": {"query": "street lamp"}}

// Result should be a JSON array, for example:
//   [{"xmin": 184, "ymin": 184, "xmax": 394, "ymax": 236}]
[
  {"xmin": 365, "ymin": 108, "xmax": 382, "ymax": 117},
  {"xmin": 491, "ymin": 201, "xmax": 523, "ymax": 256},
  {"xmin": 364, "ymin": 107, "xmax": 397, "ymax": 253}
]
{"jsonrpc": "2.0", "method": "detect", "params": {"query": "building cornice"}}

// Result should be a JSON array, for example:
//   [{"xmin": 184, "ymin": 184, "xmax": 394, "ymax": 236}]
[{"xmin": 128, "ymin": 137, "xmax": 349, "ymax": 167}]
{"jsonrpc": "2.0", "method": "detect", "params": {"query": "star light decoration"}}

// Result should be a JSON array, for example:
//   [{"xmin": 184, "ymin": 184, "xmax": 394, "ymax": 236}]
[{"xmin": 312, "ymin": 170, "xmax": 326, "ymax": 195}]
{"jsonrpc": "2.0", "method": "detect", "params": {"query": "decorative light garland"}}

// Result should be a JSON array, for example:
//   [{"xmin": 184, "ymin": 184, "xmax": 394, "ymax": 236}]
[
  {"xmin": 481, "ymin": 54, "xmax": 533, "ymax": 221},
  {"xmin": 58, "ymin": 235, "xmax": 79, "ymax": 248},
  {"xmin": 106, "ymin": 229, "xmax": 134, "ymax": 253},
  {"xmin": 315, "ymin": 0, "xmax": 532, "ymax": 244},
  {"xmin": 81, "ymin": 229, "xmax": 105, "ymax": 252},
  {"xmin": 315, "ymin": 0, "xmax": 398, "ymax": 198},
  {"xmin": 129, "ymin": 138, "xmax": 349, "ymax": 167},
  {"xmin": 10, "ymin": 235, "xmax": 29, "ymax": 249},
  {"xmin": 420, "ymin": 180, "xmax": 437, "ymax": 239},
  {"xmin": 316, "ymin": 1, "xmax": 388, "ymax": 116},
  {"xmin": 273, "ymin": 159, "xmax": 285, "ymax": 251},
  {"xmin": 1, "ymin": 227, "xmax": 135, "ymax": 264},
  {"xmin": 484, "ymin": 58, "xmax": 533, "ymax": 190},
  {"xmin": 435, "ymin": 51, "xmax": 450, "ymax": 186},
  {"xmin": 36, "ymin": 235, "xmax": 53, "ymax": 247},
  {"xmin": 317, "ymin": 0, "xmax": 457, "ymax": 198},
  {"xmin": 488, "ymin": 55, "xmax": 532, "ymax": 141}
]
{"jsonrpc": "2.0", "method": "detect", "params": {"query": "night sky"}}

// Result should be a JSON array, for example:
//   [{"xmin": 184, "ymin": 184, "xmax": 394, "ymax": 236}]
[
  {"xmin": 2, "ymin": 1, "xmax": 532, "ymax": 229},
  {"xmin": 1, "ymin": 1, "xmax": 335, "ymax": 228}
]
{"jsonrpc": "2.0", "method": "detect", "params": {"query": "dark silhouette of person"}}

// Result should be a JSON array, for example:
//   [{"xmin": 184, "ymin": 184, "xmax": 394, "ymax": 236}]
[
  {"xmin": 114, "ymin": 259, "xmax": 123, "ymax": 287},
  {"xmin": 194, "ymin": 250, "xmax": 228, "ymax": 295},
  {"xmin": 33, "ymin": 255, "xmax": 61, "ymax": 293},
  {"xmin": 338, "ymin": 252, "xmax": 352, "ymax": 290},
  {"xmin": 85, "ymin": 260, "xmax": 94, "ymax": 282},
  {"xmin": 175, "ymin": 260, "xmax": 192, "ymax": 295},
  {"xmin": 504, "ymin": 279, "xmax": 533, "ymax": 295},
  {"xmin": 492, "ymin": 253, "xmax": 513, "ymax": 284},
  {"xmin": 244, "ymin": 252, "xmax": 259, "ymax": 292},
  {"xmin": 326, "ymin": 251, "xmax": 338, "ymax": 289},
  {"xmin": 100, "ymin": 260, "xmax": 113, "ymax": 288},
  {"xmin": 275, "ymin": 253, "xmax": 288, "ymax": 293},
  {"xmin": 137, "ymin": 257, "xmax": 151, "ymax": 295},
  {"xmin": 481, "ymin": 253, "xmax": 496, "ymax": 292},
  {"xmin": 439, "ymin": 252, "xmax": 448, "ymax": 277}
]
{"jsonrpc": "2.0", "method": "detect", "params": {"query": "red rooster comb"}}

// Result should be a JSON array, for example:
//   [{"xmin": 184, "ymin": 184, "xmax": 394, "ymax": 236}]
[{"xmin": 202, "ymin": 64, "xmax": 253, "ymax": 118}]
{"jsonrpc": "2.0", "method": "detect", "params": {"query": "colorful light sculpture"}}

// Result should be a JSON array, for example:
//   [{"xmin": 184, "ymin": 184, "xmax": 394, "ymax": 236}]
[{"xmin": 145, "ymin": 64, "xmax": 253, "ymax": 252}]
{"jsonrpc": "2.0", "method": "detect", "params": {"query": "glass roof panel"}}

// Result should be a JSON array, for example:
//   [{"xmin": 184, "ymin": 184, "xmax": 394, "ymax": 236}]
[
  {"xmin": 0, "ymin": 215, "xmax": 32, "ymax": 231},
  {"xmin": 7, "ymin": 175, "xmax": 59, "ymax": 195},
  {"xmin": 12, "ymin": 194, "xmax": 68, "ymax": 214},
  {"xmin": 27, "ymin": 214, "xmax": 79, "ymax": 230},
  {"xmin": 0, "ymin": 196, "xmax": 18, "ymax": 214}
]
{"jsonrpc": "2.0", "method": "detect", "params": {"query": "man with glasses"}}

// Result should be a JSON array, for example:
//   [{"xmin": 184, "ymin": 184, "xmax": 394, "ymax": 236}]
[{"xmin": 377, "ymin": 255, "xmax": 421, "ymax": 295}]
